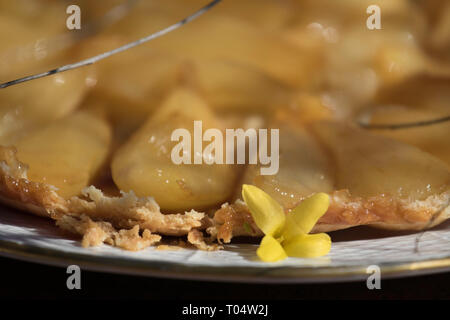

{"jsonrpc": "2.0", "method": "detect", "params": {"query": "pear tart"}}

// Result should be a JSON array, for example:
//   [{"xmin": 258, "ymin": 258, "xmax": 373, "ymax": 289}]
[
  {"xmin": 1, "ymin": 88, "xmax": 448, "ymax": 251},
  {"xmin": 0, "ymin": 0, "xmax": 449, "ymax": 251}
]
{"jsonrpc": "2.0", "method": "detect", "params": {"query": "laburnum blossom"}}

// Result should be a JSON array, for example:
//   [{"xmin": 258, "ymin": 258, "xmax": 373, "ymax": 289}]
[{"xmin": 242, "ymin": 184, "xmax": 332, "ymax": 262}]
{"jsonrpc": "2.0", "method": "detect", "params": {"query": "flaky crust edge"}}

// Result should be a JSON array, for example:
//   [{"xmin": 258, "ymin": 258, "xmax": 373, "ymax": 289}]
[
  {"xmin": 0, "ymin": 146, "xmax": 218, "ymax": 251},
  {"xmin": 1, "ymin": 146, "xmax": 449, "ymax": 249}
]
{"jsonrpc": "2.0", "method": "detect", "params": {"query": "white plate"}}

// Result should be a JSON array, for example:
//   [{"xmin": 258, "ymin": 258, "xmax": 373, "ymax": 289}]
[{"xmin": 0, "ymin": 204, "xmax": 449, "ymax": 283}]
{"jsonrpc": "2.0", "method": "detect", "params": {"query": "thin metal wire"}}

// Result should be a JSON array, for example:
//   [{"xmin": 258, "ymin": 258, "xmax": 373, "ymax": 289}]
[
  {"xmin": 2, "ymin": 0, "xmax": 447, "ymax": 132},
  {"xmin": 0, "ymin": 0, "xmax": 222, "ymax": 89},
  {"xmin": 0, "ymin": 0, "xmax": 138, "ymax": 77},
  {"xmin": 359, "ymin": 115, "xmax": 450, "ymax": 130}
]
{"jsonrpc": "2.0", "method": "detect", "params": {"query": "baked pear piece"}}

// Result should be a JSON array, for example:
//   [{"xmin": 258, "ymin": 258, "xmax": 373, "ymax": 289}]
[
  {"xmin": 363, "ymin": 105, "xmax": 450, "ymax": 166},
  {"xmin": 0, "ymin": 110, "xmax": 111, "ymax": 216},
  {"xmin": 13, "ymin": 110, "xmax": 112, "ymax": 199},
  {"xmin": 0, "ymin": 67, "xmax": 92, "ymax": 146},
  {"xmin": 213, "ymin": 121, "xmax": 450, "ymax": 242},
  {"xmin": 0, "ymin": 1, "xmax": 93, "ymax": 146},
  {"xmin": 89, "ymin": 43, "xmax": 291, "ymax": 122},
  {"xmin": 0, "ymin": 0, "xmax": 69, "ymax": 79},
  {"xmin": 364, "ymin": 77, "xmax": 450, "ymax": 165},
  {"xmin": 103, "ymin": 2, "xmax": 319, "ymax": 88},
  {"xmin": 111, "ymin": 86, "xmax": 240, "ymax": 211}
]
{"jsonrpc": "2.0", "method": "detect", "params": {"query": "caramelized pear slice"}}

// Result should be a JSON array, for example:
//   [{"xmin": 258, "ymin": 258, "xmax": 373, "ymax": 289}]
[
  {"xmin": 152, "ymin": 15, "xmax": 317, "ymax": 87},
  {"xmin": 106, "ymin": 7, "xmax": 318, "ymax": 87},
  {"xmin": 205, "ymin": 0, "xmax": 293, "ymax": 31},
  {"xmin": 79, "ymin": 33, "xmax": 291, "ymax": 124},
  {"xmin": 366, "ymin": 106, "xmax": 450, "ymax": 165},
  {"xmin": 154, "ymin": 0, "xmax": 293, "ymax": 31},
  {"xmin": 94, "ymin": 48, "xmax": 291, "ymax": 118},
  {"xmin": 0, "ymin": 1, "xmax": 68, "ymax": 79},
  {"xmin": 240, "ymin": 122, "xmax": 334, "ymax": 210},
  {"xmin": 93, "ymin": 47, "xmax": 180, "ymax": 118},
  {"xmin": 194, "ymin": 60, "xmax": 291, "ymax": 115},
  {"xmin": 310, "ymin": 121, "xmax": 450, "ymax": 200},
  {"xmin": 0, "ymin": 68, "xmax": 92, "ymax": 145},
  {"xmin": 15, "ymin": 111, "xmax": 112, "ymax": 199},
  {"xmin": 111, "ymin": 87, "xmax": 239, "ymax": 211}
]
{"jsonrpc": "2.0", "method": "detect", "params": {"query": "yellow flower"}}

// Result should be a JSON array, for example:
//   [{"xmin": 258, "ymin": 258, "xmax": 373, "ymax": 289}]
[{"xmin": 242, "ymin": 184, "xmax": 331, "ymax": 262}]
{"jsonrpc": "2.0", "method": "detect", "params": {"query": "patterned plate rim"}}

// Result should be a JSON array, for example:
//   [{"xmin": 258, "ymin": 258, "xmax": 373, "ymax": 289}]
[{"xmin": 0, "ymin": 237, "xmax": 449, "ymax": 283}]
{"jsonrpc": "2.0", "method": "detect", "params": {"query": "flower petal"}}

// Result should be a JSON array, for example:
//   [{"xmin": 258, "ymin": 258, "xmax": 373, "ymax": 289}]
[
  {"xmin": 257, "ymin": 235, "xmax": 287, "ymax": 262},
  {"xmin": 282, "ymin": 214, "xmax": 304, "ymax": 240},
  {"xmin": 242, "ymin": 184, "xmax": 285, "ymax": 236},
  {"xmin": 283, "ymin": 233, "xmax": 331, "ymax": 258},
  {"xmin": 288, "ymin": 193, "xmax": 330, "ymax": 234}
]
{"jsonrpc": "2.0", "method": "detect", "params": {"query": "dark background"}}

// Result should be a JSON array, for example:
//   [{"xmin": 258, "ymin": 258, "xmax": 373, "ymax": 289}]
[{"xmin": 0, "ymin": 256, "xmax": 448, "ymax": 300}]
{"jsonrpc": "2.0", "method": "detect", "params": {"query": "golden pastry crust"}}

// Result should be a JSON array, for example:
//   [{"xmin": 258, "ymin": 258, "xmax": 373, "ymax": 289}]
[
  {"xmin": 0, "ymin": 146, "xmax": 214, "ymax": 250},
  {"xmin": 0, "ymin": 147, "xmax": 66, "ymax": 218},
  {"xmin": 67, "ymin": 187, "xmax": 207, "ymax": 236},
  {"xmin": 56, "ymin": 214, "xmax": 162, "ymax": 251},
  {"xmin": 212, "ymin": 190, "xmax": 450, "ymax": 243},
  {"xmin": 187, "ymin": 229, "xmax": 222, "ymax": 251},
  {"xmin": 1, "ymin": 145, "xmax": 449, "ymax": 250}
]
